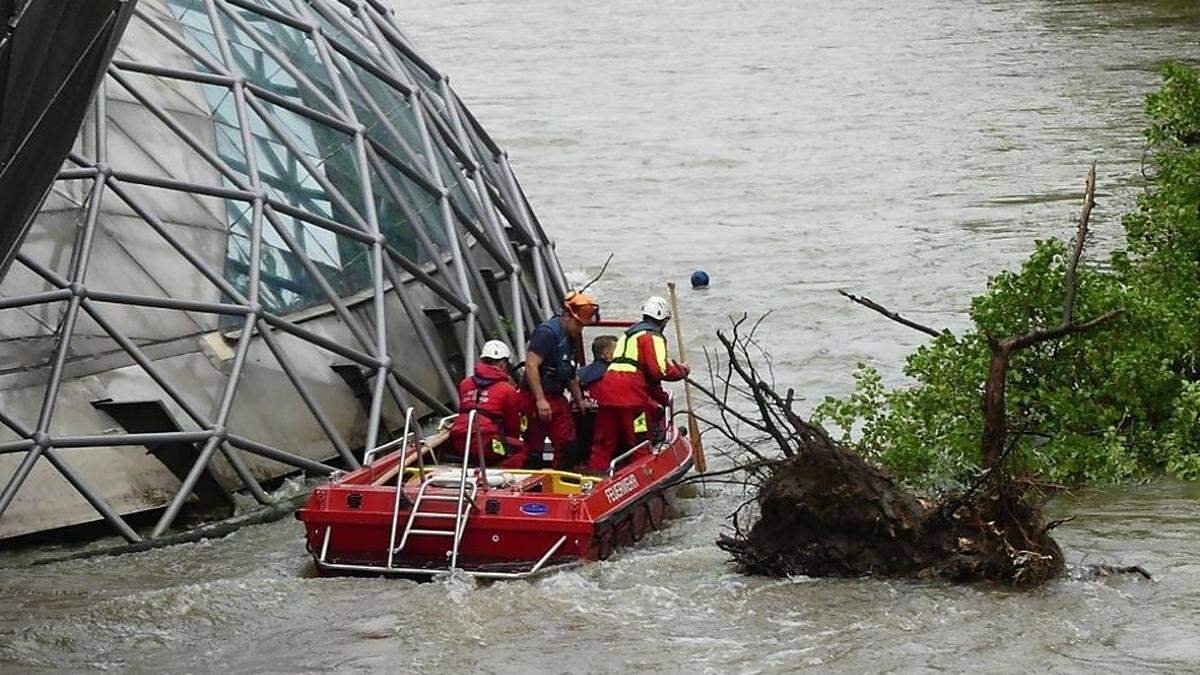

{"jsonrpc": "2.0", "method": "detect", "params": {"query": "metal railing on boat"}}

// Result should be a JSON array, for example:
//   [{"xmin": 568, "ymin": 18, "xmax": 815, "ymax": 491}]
[
  {"xmin": 608, "ymin": 440, "xmax": 652, "ymax": 477},
  {"xmin": 607, "ymin": 392, "xmax": 678, "ymax": 476},
  {"xmin": 316, "ymin": 408, "xmax": 577, "ymax": 579},
  {"xmin": 318, "ymin": 525, "xmax": 573, "ymax": 579}
]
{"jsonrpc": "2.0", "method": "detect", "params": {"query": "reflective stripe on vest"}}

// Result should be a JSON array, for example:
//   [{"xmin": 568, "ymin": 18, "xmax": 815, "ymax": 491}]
[{"xmin": 608, "ymin": 323, "xmax": 667, "ymax": 376}]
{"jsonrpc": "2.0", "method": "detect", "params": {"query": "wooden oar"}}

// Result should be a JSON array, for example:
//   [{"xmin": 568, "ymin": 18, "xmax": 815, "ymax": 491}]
[
  {"xmin": 667, "ymin": 281, "xmax": 707, "ymax": 473},
  {"xmin": 370, "ymin": 431, "xmax": 445, "ymax": 486}
]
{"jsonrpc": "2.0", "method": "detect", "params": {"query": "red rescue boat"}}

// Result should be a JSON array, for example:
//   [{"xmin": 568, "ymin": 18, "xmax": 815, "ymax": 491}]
[{"xmin": 297, "ymin": 399, "xmax": 694, "ymax": 580}]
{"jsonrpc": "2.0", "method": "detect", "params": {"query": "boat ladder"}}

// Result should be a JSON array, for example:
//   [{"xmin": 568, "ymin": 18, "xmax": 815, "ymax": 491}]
[{"xmin": 389, "ymin": 409, "xmax": 487, "ymax": 571}]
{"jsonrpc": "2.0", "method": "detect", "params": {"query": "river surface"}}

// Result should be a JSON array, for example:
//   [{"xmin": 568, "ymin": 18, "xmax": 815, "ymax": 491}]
[{"xmin": 4, "ymin": 0, "xmax": 1200, "ymax": 672}]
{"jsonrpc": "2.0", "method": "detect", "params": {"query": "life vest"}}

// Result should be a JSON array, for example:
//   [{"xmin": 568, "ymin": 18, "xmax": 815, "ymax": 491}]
[
  {"xmin": 460, "ymin": 377, "xmax": 506, "ymax": 430},
  {"xmin": 530, "ymin": 316, "xmax": 577, "ymax": 394},
  {"xmin": 608, "ymin": 320, "xmax": 667, "ymax": 377},
  {"xmin": 455, "ymin": 366, "xmax": 516, "ymax": 458}
]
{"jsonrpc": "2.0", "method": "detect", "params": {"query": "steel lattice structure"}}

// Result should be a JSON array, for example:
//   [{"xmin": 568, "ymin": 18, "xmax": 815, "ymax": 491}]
[{"xmin": 0, "ymin": 0, "xmax": 568, "ymax": 542}]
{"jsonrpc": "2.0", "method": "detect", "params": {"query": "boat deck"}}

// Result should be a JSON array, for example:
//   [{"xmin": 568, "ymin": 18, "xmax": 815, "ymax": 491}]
[{"xmin": 297, "ymin": 408, "xmax": 693, "ymax": 579}]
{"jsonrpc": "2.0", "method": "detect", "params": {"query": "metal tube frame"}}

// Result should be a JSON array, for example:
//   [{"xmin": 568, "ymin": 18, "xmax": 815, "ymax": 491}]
[{"xmin": 0, "ymin": 0, "xmax": 567, "ymax": 544}]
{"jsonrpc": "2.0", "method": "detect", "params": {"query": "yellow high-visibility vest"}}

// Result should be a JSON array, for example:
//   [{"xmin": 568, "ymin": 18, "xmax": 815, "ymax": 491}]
[{"xmin": 608, "ymin": 328, "xmax": 668, "ymax": 376}]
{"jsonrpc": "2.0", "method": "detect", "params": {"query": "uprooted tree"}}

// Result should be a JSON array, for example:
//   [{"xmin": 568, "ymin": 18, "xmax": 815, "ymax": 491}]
[{"xmin": 692, "ymin": 165, "xmax": 1128, "ymax": 586}]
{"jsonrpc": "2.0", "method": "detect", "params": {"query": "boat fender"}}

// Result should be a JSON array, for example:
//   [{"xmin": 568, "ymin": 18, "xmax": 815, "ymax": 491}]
[
  {"xmin": 595, "ymin": 522, "xmax": 615, "ymax": 560},
  {"xmin": 613, "ymin": 510, "xmax": 638, "ymax": 545},
  {"xmin": 646, "ymin": 491, "xmax": 666, "ymax": 530},
  {"xmin": 628, "ymin": 509, "xmax": 644, "ymax": 544}
]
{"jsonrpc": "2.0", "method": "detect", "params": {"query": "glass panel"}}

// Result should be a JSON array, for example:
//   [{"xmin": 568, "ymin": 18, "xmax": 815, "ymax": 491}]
[
  {"xmin": 371, "ymin": 154, "xmax": 448, "ymax": 263},
  {"xmin": 164, "ymin": 0, "xmax": 227, "ymax": 70},
  {"xmin": 337, "ymin": 55, "xmax": 430, "ymax": 171},
  {"xmin": 214, "ymin": 5, "xmax": 341, "ymax": 118},
  {"xmin": 429, "ymin": 135, "xmax": 479, "ymax": 225},
  {"xmin": 308, "ymin": 4, "xmax": 373, "ymax": 58},
  {"xmin": 239, "ymin": 103, "xmax": 370, "ymax": 312},
  {"xmin": 161, "ymin": 5, "xmax": 458, "ymax": 316}
]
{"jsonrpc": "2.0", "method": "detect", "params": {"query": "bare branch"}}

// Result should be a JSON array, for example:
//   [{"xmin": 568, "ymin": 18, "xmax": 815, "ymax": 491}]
[
  {"xmin": 1009, "ymin": 308, "xmax": 1122, "ymax": 350},
  {"xmin": 717, "ymin": 328, "xmax": 794, "ymax": 457},
  {"xmin": 671, "ymin": 459, "xmax": 778, "ymax": 487},
  {"xmin": 838, "ymin": 289, "xmax": 942, "ymax": 338},
  {"xmin": 686, "ymin": 375, "xmax": 774, "ymax": 437},
  {"xmin": 577, "ymin": 252, "xmax": 614, "ymax": 294},
  {"xmin": 1062, "ymin": 162, "xmax": 1096, "ymax": 325}
]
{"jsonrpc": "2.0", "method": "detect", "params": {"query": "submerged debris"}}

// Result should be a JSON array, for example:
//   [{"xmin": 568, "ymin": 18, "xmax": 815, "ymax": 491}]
[
  {"xmin": 689, "ymin": 314, "xmax": 1064, "ymax": 587},
  {"xmin": 715, "ymin": 436, "xmax": 1064, "ymax": 586}
]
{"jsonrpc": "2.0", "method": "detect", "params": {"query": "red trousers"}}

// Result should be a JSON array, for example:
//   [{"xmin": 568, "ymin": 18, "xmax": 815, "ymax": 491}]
[
  {"xmin": 507, "ymin": 393, "xmax": 575, "ymax": 468},
  {"xmin": 588, "ymin": 406, "xmax": 645, "ymax": 474}
]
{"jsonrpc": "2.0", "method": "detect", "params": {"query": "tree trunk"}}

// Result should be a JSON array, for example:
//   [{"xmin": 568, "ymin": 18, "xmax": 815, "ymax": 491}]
[{"xmin": 981, "ymin": 340, "xmax": 1011, "ymax": 469}]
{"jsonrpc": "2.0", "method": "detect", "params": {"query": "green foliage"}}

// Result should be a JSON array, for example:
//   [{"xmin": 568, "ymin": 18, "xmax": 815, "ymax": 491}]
[{"xmin": 816, "ymin": 63, "xmax": 1200, "ymax": 487}]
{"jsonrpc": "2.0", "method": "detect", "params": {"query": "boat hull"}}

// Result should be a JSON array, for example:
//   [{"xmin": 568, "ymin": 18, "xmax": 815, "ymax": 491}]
[{"xmin": 297, "ymin": 429, "xmax": 694, "ymax": 579}]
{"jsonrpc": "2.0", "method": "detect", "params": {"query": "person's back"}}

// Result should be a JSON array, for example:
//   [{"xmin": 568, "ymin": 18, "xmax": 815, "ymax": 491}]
[
  {"xmin": 567, "ymin": 335, "xmax": 618, "ymax": 470},
  {"xmin": 448, "ymin": 342, "xmax": 524, "ymax": 466},
  {"xmin": 588, "ymin": 297, "xmax": 688, "ymax": 474}
]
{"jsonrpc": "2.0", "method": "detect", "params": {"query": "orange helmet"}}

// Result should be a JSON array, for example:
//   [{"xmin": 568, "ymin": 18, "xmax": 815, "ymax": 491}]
[{"xmin": 563, "ymin": 290, "xmax": 600, "ymax": 325}]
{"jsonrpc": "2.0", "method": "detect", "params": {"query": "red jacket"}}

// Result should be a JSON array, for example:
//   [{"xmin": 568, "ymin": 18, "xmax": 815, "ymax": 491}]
[
  {"xmin": 590, "ymin": 325, "xmax": 686, "ymax": 409},
  {"xmin": 450, "ymin": 362, "xmax": 524, "ymax": 449}
]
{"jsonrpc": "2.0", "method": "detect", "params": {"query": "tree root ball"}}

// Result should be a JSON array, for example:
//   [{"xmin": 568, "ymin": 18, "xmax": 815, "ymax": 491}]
[{"xmin": 716, "ymin": 440, "xmax": 1065, "ymax": 586}]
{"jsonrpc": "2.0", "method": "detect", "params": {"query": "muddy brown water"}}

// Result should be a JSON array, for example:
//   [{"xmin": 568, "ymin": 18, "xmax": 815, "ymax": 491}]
[{"xmin": 4, "ymin": 0, "xmax": 1200, "ymax": 671}]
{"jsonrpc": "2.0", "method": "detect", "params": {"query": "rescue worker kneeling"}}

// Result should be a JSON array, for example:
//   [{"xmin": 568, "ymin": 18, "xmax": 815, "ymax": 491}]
[
  {"xmin": 587, "ymin": 296, "xmax": 689, "ymax": 475},
  {"xmin": 446, "ymin": 340, "xmax": 525, "ymax": 467}
]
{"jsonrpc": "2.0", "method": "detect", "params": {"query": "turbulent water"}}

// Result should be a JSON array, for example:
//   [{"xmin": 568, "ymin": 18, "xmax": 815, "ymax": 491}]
[{"xmin": 4, "ymin": 0, "xmax": 1200, "ymax": 671}]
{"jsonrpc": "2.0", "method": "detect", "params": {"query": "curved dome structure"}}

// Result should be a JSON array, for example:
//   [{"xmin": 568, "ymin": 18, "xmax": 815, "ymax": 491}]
[{"xmin": 0, "ymin": 0, "xmax": 568, "ymax": 542}]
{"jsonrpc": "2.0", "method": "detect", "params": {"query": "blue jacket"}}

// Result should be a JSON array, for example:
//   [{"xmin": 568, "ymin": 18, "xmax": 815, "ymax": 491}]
[
  {"xmin": 577, "ymin": 359, "xmax": 609, "ymax": 388},
  {"xmin": 525, "ymin": 316, "xmax": 577, "ymax": 395}
]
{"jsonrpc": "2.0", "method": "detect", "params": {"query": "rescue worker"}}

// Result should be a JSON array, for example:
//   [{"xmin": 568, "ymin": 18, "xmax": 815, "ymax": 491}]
[
  {"xmin": 578, "ymin": 335, "xmax": 618, "ymax": 391},
  {"xmin": 587, "ymin": 296, "xmax": 689, "ymax": 475},
  {"xmin": 513, "ymin": 291, "xmax": 600, "ymax": 469},
  {"xmin": 447, "ymin": 340, "xmax": 524, "ymax": 467},
  {"xmin": 570, "ymin": 335, "xmax": 618, "ymax": 470}
]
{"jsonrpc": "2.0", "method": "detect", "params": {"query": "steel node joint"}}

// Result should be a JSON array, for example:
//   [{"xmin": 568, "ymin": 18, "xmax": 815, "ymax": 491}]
[{"xmin": 31, "ymin": 431, "xmax": 51, "ymax": 449}]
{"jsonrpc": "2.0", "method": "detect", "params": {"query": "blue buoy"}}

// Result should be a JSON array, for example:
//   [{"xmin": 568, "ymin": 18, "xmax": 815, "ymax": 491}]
[{"xmin": 690, "ymin": 269, "xmax": 710, "ymax": 289}]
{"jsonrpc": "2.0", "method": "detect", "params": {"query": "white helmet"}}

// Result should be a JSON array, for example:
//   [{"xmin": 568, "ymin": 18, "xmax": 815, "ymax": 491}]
[
  {"xmin": 641, "ymin": 296, "xmax": 671, "ymax": 321},
  {"xmin": 479, "ymin": 340, "xmax": 512, "ymax": 361}
]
